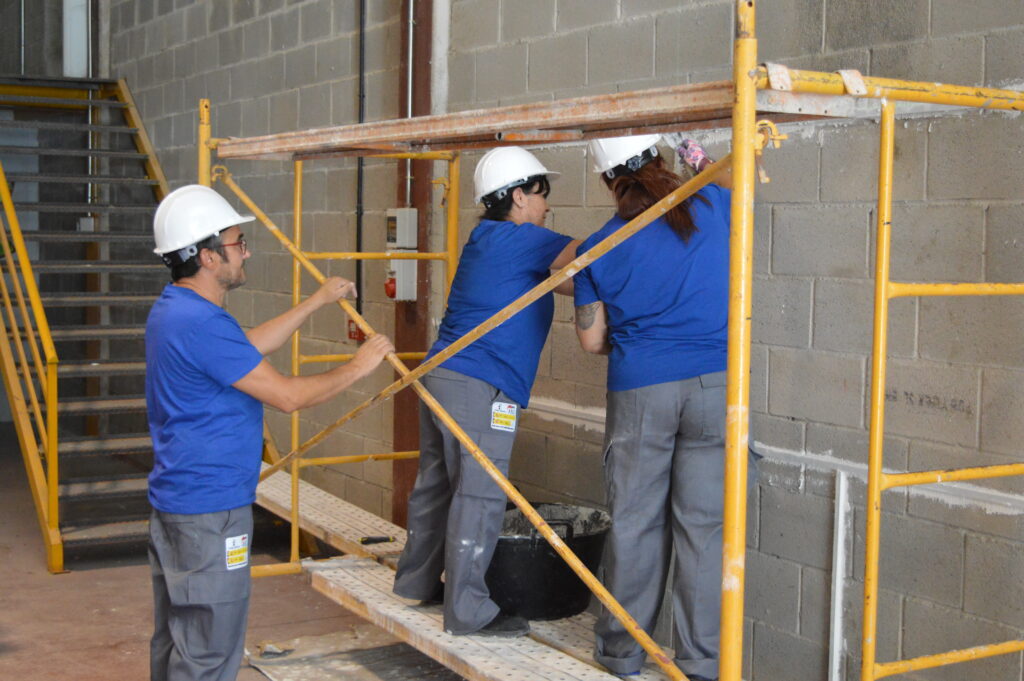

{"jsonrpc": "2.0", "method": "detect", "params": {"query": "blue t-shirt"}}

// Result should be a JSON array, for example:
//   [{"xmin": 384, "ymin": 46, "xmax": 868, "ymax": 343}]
[
  {"xmin": 145, "ymin": 284, "xmax": 265, "ymax": 514},
  {"xmin": 574, "ymin": 184, "xmax": 731, "ymax": 392},
  {"xmin": 427, "ymin": 219, "xmax": 573, "ymax": 408}
]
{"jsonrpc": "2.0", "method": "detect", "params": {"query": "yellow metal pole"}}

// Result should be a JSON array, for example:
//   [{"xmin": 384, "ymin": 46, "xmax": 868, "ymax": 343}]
[
  {"xmin": 252, "ymin": 562, "xmax": 304, "ymax": 578},
  {"xmin": 883, "ymin": 462, "xmax": 1024, "ymax": 489},
  {"xmin": 290, "ymin": 160, "xmax": 303, "ymax": 564},
  {"xmin": 198, "ymin": 99, "xmax": 212, "ymax": 186},
  {"xmin": 875, "ymin": 639, "xmax": 1024, "ymax": 678},
  {"xmin": 300, "ymin": 351, "xmax": 426, "ymax": 365},
  {"xmin": 263, "ymin": 157, "xmax": 731, "ymax": 476},
  {"xmin": 755, "ymin": 68, "xmax": 1024, "ymax": 112},
  {"xmin": 446, "ymin": 154, "xmax": 461, "ymax": 298},
  {"xmin": 889, "ymin": 282, "xmax": 1024, "ymax": 298},
  {"xmin": 862, "ymin": 100, "xmax": 897, "ymax": 681},
  {"xmin": 302, "ymin": 251, "xmax": 449, "ymax": 260},
  {"xmin": 218, "ymin": 169, "xmax": 689, "ymax": 680},
  {"xmin": 299, "ymin": 450, "xmax": 419, "ymax": 468},
  {"xmin": 720, "ymin": 4, "xmax": 757, "ymax": 681}
]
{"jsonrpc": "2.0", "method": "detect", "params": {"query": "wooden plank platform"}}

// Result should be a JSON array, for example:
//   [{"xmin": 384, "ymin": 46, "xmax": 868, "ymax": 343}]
[
  {"xmin": 309, "ymin": 556, "xmax": 649, "ymax": 681},
  {"xmin": 256, "ymin": 467, "xmax": 673, "ymax": 681},
  {"xmin": 256, "ymin": 464, "xmax": 407, "ymax": 566}
]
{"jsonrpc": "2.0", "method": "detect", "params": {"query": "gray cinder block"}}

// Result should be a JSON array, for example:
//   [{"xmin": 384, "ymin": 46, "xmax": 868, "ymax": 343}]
[
  {"xmin": 771, "ymin": 205, "xmax": 870, "ymax": 279},
  {"xmin": 825, "ymin": 0, "xmax": 929, "ymax": 51},
  {"xmin": 811, "ymin": 278, "xmax": 915, "ymax": 357},
  {"xmin": 760, "ymin": 484, "xmax": 835, "ymax": 570},
  {"xmin": 588, "ymin": 19, "xmax": 655, "ymax": 85},
  {"xmin": 501, "ymin": 0, "xmax": 555, "ymax": 42},
  {"xmin": 528, "ymin": 32, "xmax": 587, "ymax": 93},
  {"xmin": 752, "ymin": 275, "xmax": 812, "ymax": 348},
  {"xmin": 745, "ymin": 551, "xmax": 801, "ymax": 632},
  {"xmin": 654, "ymin": 5, "xmax": 732, "ymax": 76},
  {"xmin": 853, "ymin": 510, "xmax": 964, "ymax": 607},
  {"xmin": 871, "ymin": 35, "xmax": 984, "ymax": 86},
  {"xmin": 768, "ymin": 347, "xmax": 865, "ymax": 429}
]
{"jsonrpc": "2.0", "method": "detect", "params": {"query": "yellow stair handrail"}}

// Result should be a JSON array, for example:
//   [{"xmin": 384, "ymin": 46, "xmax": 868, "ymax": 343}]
[{"xmin": 0, "ymin": 160, "xmax": 62, "ymax": 572}]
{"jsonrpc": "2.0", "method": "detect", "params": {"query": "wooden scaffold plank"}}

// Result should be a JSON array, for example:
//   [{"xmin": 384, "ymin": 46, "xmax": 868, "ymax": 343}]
[{"xmin": 256, "ymin": 465, "xmax": 406, "ymax": 567}]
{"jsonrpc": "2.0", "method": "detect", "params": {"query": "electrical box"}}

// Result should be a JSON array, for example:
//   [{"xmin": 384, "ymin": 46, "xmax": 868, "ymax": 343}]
[
  {"xmin": 385, "ymin": 258, "xmax": 417, "ymax": 301},
  {"xmin": 386, "ymin": 208, "xmax": 418, "ymax": 249}
]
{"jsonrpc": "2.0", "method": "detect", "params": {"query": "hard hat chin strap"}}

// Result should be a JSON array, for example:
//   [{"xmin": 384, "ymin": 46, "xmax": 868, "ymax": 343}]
[
  {"xmin": 160, "ymin": 243, "xmax": 199, "ymax": 268},
  {"xmin": 603, "ymin": 146, "xmax": 658, "ymax": 180}
]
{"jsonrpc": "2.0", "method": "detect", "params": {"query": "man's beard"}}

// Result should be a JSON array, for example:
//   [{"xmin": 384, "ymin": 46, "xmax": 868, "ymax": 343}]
[{"xmin": 218, "ymin": 266, "xmax": 246, "ymax": 291}]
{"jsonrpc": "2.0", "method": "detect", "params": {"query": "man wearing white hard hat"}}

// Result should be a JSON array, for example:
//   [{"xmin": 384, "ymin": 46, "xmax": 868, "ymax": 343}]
[
  {"xmin": 392, "ymin": 147, "xmax": 579, "ymax": 638},
  {"xmin": 146, "ymin": 184, "xmax": 393, "ymax": 681}
]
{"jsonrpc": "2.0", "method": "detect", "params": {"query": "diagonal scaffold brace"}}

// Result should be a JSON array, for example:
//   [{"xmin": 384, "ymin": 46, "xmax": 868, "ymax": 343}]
[{"xmin": 216, "ymin": 157, "xmax": 732, "ymax": 681}]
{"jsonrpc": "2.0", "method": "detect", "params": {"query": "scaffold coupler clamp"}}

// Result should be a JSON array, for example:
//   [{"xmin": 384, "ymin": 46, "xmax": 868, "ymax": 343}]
[{"xmin": 752, "ymin": 119, "xmax": 788, "ymax": 183}]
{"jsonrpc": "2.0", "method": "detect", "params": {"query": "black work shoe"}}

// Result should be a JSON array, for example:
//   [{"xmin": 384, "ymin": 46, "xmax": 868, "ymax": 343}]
[
  {"xmin": 473, "ymin": 612, "xmax": 530, "ymax": 638},
  {"xmin": 419, "ymin": 582, "xmax": 445, "ymax": 606}
]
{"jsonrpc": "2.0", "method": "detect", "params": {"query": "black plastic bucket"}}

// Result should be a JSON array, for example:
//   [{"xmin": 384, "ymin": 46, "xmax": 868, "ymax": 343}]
[{"xmin": 484, "ymin": 503, "xmax": 611, "ymax": 621}]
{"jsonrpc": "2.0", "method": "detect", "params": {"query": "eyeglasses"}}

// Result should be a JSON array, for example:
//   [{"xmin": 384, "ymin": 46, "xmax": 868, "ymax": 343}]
[{"xmin": 221, "ymin": 238, "xmax": 247, "ymax": 255}]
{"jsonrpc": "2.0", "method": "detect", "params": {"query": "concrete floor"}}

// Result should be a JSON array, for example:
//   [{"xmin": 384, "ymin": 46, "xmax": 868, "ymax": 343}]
[{"xmin": 0, "ymin": 423, "xmax": 445, "ymax": 681}]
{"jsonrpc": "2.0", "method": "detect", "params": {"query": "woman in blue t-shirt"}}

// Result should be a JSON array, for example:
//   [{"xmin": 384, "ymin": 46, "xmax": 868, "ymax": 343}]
[
  {"xmin": 393, "ymin": 146, "xmax": 578, "ymax": 638},
  {"xmin": 574, "ymin": 135, "xmax": 746, "ymax": 681}
]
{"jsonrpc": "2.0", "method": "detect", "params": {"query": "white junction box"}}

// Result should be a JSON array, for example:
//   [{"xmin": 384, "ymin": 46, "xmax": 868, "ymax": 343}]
[
  {"xmin": 387, "ymin": 257, "xmax": 417, "ymax": 301},
  {"xmin": 386, "ymin": 207, "xmax": 417, "ymax": 249}
]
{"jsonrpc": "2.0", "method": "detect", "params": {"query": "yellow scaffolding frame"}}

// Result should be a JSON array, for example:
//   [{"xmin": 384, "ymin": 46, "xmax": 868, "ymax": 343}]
[{"xmin": 190, "ymin": 3, "xmax": 1024, "ymax": 680}]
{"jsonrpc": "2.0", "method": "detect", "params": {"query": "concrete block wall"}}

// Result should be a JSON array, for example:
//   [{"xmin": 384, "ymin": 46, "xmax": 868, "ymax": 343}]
[
  {"xmin": 108, "ymin": 0, "xmax": 407, "ymax": 520},
  {"xmin": 444, "ymin": 2, "xmax": 1024, "ymax": 680},
  {"xmin": 102, "ymin": 0, "xmax": 1024, "ymax": 678}
]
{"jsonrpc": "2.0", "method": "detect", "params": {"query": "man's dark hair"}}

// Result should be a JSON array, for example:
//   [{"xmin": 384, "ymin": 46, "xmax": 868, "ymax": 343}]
[{"xmin": 169, "ymin": 233, "xmax": 226, "ymax": 282}]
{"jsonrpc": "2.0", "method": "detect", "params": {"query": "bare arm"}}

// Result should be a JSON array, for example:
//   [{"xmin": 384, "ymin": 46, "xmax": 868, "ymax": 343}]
[
  {"xmin": 551, "ymin": 239, "xmax": 581, "ymax": 296},
  {"xmin": 575, "ymin": 301, "xmax": 610, "ymax": 355},
  {"xmin": 233, "ymin": 334, "xmax": 394, "ymax": 413},
  {"xmin": 245, "ymin": 277, "xmax": 356, "ymax": 355}
]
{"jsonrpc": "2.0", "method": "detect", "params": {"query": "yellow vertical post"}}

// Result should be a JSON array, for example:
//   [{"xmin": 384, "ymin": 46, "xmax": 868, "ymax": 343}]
[
  {"xmin": 721, "ymin": 2, "xmax": 757, "ymax": 681},
  {"xmin": 198, "ymin": 99, "xmax": 211, "ymax": 186},
  {"xmin": 45, "ymin": 356, "xmax": 60, "ymax": 571},
  {"xmin": 861, "ymin": 100, "xmax": 897, "ymax": 681},
  {"xmin": 290, "ymin": 160, "xmax": 303, "ymax": 564},
  {"xmin": 445, "ymin": 154, "xmax": 461, "ymax": 298}
]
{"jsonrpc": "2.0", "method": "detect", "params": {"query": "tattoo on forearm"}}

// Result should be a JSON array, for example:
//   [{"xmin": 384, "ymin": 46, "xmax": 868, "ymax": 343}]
[{"xmin": 575, "ymin": 302, "xmax": 601, "ymax": 330}]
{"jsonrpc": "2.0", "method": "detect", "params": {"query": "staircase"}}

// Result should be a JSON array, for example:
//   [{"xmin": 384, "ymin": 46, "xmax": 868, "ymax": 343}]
[{"xmin": 0, "ymin": 75, "xmax": 167, "ymax": 572}]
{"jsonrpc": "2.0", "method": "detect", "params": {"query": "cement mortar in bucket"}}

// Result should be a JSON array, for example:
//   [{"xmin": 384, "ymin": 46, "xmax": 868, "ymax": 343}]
[{"xmin": 484, "ymin": 502, "xmax": 611, "ymax": 621}]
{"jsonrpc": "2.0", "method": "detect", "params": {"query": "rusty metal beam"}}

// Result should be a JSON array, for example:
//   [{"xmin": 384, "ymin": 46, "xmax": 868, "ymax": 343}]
[{"xmin": 217, "ymin": 81, "xmax": 736, "ymax": 158}]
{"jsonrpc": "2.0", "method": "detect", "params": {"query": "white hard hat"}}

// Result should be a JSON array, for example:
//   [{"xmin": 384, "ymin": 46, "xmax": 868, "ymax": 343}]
[
  {"xmin": 588, "ymin": 134, "xmax": 662, "ymax": 178},
  {"xmin": 473, "ymin": 146, "xmax": 560, "ymax": 205},
  {"xmin": 153, "ymin": 184, "xmax": 254, "ymax": 261}
]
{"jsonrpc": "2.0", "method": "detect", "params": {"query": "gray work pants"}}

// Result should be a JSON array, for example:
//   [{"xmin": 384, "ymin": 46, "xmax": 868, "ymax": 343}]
[
  {"xmin": 595, "ymin": 372, "xmax": 754, "ymax": 680},
  {"xmin": 150, "ymin": 505, "xmax": 253, "ymax": 681},
  {"xmin": 393, "ymin": 368, "xmax": 518, "ymax": 634}
]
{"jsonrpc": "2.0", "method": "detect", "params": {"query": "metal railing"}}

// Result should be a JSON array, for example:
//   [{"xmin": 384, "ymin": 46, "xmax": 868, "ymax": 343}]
[
  {"xmin": 0, "ymin": 79, "xmax": 167, "ymax": 573},
  {"xmin": 0, "ymin": 161, "xmax": 61, "ymax": 572}
]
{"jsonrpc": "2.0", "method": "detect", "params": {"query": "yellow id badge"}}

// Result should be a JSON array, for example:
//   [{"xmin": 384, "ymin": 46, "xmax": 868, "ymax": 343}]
[
  {"xmin": 490, "ymin": 401, "xmax": 517, "ymax": 432},
  {"xmin": 225, "ymin": 533, "xmax": 249, "ymax": 570}
]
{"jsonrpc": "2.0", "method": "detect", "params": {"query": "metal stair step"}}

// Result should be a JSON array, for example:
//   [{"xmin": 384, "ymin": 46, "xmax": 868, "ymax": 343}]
[
  {"xmin": 60, "ymin": 476, "xmax": 148, "ymax": 500},
  {"xmin": 61, "ymin": 519, "xmax": 150, "ymax": 547},
  {"xmin": 27, "ymin": 260, "xmax": 163, "ymax": 273},
  {"xmin": 0, "ymin": 119, "xmax": 137, "ymax": 134},
  {"xmin": 0, "ymin": 94, "xmax": 127, "ymax": 108},
  {"xmin": 52, "ymin": 395, "xmax": 146, "ymax": 415},
  {"xmin": 57, "ymin": 360, "xmax": 147, "ymax": 377},
  {"xmin": 58, "ymin": 434, "xmax": 152, "ymax": 455},
  {"xmin": 0, "ymin": 146, "xmax": 147, "ymax": 159},
  {"xmin": 12, "ymin": 202, "xmax": 154, "ymax": 214},
  {"xmin": 6, "ymin": 173, "xmax": 158, "ymax": 185},
  {"xmin": 48, "ymin": 325, "xmax": 145, "ymax": 341},
  {"xmin": 0, "ymin": 75, "xmax": 114, "ymax": 89},
  {"xmin": 40, "ymin": 292, "xmax": 158, "ymax": 306},
  {"xmin": 23, "ymin": 230, "xmax": 153, "ymax": 242}
]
